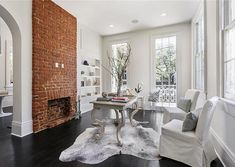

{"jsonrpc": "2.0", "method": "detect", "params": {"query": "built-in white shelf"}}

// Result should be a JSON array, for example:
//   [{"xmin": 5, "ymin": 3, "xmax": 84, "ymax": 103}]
[
  {"xmin": 81, "ymin": 64, "xmax": 100, "ymax": 69},
  {"xmin": 81, "ymin": 94, "xmax": 101, "ymax": 99},
  {"xmin": 81, "ymin": 85, "xmax": 100, "ymax": 88},
  {"xmin": 80, "ymin": 58, "xmax": 101, "ymax": 113},
  {"xmin": 81, "ymin": 75, "xmax": 100, "ymax": 78}
]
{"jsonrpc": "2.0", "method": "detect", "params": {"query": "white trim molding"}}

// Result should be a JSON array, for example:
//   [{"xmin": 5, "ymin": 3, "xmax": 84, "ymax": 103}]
[
  {"xmin": 210, "ymin": 98, "xmax": 235, "ymax": 166},
  {"xmin": 11, "ymin": 120, "xmax": 33, "ymax": 137},
  {"xmin": 221, "ymin": 98, "xmax": 235, "ymax": 117},
  {"xmin": 191, "ymin": 0, "xmax": 207, "ymax": 95},
  {"xmin": 211, "ymin": 128, "xmax": 235, "ymax": 167}
]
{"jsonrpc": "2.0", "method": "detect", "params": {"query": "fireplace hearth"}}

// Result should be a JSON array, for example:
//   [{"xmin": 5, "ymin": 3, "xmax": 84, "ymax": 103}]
[{"xmin": 47, "ymin": 97, "xmax": 71, "ymax": 128}]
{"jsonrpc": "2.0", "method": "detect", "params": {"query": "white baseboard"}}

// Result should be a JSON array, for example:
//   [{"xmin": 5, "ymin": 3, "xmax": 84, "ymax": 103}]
[
  {"xmin": 210, "ymin": 128, "xmax": 235, "ymax": 167},
  {"xmin": 11, "ymin": 120, "xmax": 33, "ymax": 137}
]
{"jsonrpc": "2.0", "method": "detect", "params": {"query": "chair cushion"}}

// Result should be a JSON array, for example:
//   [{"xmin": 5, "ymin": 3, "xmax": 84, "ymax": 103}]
[
  {"xmin": 177, "ymin": 98, "xmax": 191, "ymax": 112},
  {"xmin": 182, "ymin": 112, "xmax": 198, "ymax": 132},
  {"xmin": 162, "ymin": 119, "xmax": 198, "ymax": 143}
]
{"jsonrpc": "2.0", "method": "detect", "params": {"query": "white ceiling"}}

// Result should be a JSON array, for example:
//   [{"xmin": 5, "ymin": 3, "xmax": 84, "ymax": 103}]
[{"xmin": 53, "ymin": 0, "xmax": 200, "ymax": 36}]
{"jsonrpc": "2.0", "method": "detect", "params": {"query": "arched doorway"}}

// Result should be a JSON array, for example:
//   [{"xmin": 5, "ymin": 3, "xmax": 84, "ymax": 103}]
[
  {"xmin": 0, "ymin": 17, "xmax": 13, "ymax": 118},
  {"xmin": 0, "ymin": 4, "xmax": 23, "ymax": 136}
]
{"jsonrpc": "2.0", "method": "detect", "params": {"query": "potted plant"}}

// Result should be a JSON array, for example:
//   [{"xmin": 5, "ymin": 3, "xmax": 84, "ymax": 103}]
[
  {"xmin": 134, "ymin": 83, "xmax": 143, "ymax": 94},
  {"xmin": 105, "ymin": 44, "xmax": 131, "ymax": 97}
]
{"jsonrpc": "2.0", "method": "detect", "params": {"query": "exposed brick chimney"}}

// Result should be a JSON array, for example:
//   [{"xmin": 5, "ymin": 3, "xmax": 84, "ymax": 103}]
[{"xmin": 32, "ymin": 0, "xmax": 77, "ymax": 132}]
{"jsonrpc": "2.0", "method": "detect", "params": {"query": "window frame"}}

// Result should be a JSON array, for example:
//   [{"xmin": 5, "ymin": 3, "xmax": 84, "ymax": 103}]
[
  {"xmin": 221, "ymin": 0, "xmax": 235, "ymax": 100},
  {"xmin": 150, "ymin": 34, "xmax": 177, "ymax": 93},
  {"xmin": 192, "ymin": 2, "xmax": 206, "ymax": 92}
]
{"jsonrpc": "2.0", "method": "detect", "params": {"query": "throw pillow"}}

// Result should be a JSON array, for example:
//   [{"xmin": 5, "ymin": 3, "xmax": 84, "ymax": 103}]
[
  {"xmin": 182, "ymin": 112, "xmax": 198, "ymax": 132},
  {"xmin": 177, "ymin": 98, "xmax": 191, "ymax": 112}
]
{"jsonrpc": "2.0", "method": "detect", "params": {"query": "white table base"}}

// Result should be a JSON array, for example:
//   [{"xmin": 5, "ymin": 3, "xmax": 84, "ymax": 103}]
[
  {"xmin": 0, "ymin": 96, "xmax": 12, "ymax": 118},
  {"xmin": 91, "ymin": 97, "xmax": 139, "ymax": 146}
]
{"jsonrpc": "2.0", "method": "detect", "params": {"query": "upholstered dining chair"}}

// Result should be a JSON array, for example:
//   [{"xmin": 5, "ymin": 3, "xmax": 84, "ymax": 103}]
[
  {"xmin": 159, "ymin": 97, "xmax": 218, "ymax": 167},
  {"xmin": 162, "ymin": 89, "xmax": 201, "ymax": 124}
]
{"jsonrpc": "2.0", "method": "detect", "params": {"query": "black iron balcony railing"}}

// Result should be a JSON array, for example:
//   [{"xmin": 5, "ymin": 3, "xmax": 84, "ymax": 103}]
[
  {"xmin": 156, "ymin": 85, "xmax": 176, "ymax": 103},
  {"xmin": 151, "ymin": 85, "xmax": 176, "ymax": 103}
]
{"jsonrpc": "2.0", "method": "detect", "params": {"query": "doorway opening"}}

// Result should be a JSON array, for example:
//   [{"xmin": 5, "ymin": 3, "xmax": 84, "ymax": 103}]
[
  {"xmin": 0, "ymin": 17, "xmax": 13, "ymax": 133},
  {"xmin": 153, "ymin": 36, "xmax": 177, "ymax": 106},
  {"xmin": 0, "ymin": 4, "xmax": 25, "ymax": 137}
]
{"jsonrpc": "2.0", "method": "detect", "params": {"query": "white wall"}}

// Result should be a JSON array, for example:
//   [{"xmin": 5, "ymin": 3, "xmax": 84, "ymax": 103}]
[
  {"xmin": 77, "ymin": 24, "xmax": 102, "ymax": 113},
  {"xmin": 78, "ymin": 25, "xmax": 102, "ymax": 61},
  {"xmin": 206, "ymin": 0, "xmax": 219, "ymax": 98},
  {"xmin": 191, "ymin": 1, "xmax": 203, "ymax": 89},
  {"xmin": 102, "ymin": 22, "xmax": 192, "ymax": 100},
  {"xmin": 0, "ymin": 1, "xmax": 32, "ymax": 137}
]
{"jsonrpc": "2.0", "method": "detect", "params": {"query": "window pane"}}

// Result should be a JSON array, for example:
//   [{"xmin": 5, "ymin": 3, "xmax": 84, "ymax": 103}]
[
  {"xmin": 223, "ymin": 0, "xmax": 235, "ymax": 99},
  {"xmin": 155, "ymin": 39, "xmax": 162, "ymax": 50},
  {"xmin": 162, "ymin": 38, "xmax": 169, "ymax": 47},
  {"xmin": 194, "ymin": 15, "xmax": 204, "ymax": 90},
  {"xmin": 169, "ymin": 37, "xmax": 176, "ymax": 47},
  {"xmin": 225, "ymin": 60, "xmax": 235, "ymax": 95},
  {"xmin": 154, "ymin": 36, "xmax": 176, "ymax": 103},
  {"xmin": 111, "ymin": 43, "xmax": 128, "ymax": 92},
  {"xmin": 196, "ymin": 23, "xmax": 199, "ymax": 53},
  {"xmin": 225, "ymin": 26, "xmax": 235, "ymax": 61},
  {"xmin": 231, "ymin": 0, "xmax": 235, "ymax": 22}
]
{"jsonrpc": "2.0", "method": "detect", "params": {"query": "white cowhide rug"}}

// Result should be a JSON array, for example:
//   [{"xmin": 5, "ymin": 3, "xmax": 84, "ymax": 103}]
[{"xmin": 59, "ymin": 120, "xmax": 160, "ymax": 164}]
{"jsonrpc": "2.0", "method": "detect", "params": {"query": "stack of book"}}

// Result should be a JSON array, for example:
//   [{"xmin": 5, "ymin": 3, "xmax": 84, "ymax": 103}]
[
  {"xmin": 96, "ymin": 97, "xmax": 111, "ymax": 101},
  {"xmin": 111, "ymin": 97, "xmax": 129, "ymax": 103},
  {"xmin": 0, "ymin": 90, "xmax": 8, "ymax": 96}
]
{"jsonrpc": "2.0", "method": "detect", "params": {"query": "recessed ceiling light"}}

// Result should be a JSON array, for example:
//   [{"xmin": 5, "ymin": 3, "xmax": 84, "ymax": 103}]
[
  {"xmin": 109, "ymin": 24, "xmax": 114, "ymax": 28},
  {"xmin": 160, "ymin": 13, "xmax": 167, "ymax": 17},
  {"xmin": 131, "ymin": 19, "xmax": 139, "ymax": 24}
]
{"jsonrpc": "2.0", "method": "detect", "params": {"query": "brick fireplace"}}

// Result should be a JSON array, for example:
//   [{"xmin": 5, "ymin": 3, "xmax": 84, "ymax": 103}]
[
  {"xmin": 47, "ymin": 97, "xmax": 71, "ymax": 128},
  {"xmin": 32, "ymin": 0, "xmax": 77, "ymax": 132}
]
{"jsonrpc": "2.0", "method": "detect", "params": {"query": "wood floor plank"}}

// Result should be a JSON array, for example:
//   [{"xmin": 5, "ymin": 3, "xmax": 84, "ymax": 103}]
[{"xmin": 0, "ymin": 107, "xmax": 223, "ymax": 167}]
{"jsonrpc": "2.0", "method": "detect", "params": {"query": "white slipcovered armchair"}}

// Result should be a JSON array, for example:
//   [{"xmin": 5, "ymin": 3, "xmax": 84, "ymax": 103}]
[
  {"xmin": 163, "ymin": 89, "xmax": 201, "ymax": 124},
  {"xmin": 159, "ymin": 97, "xmax": 218, "ymax": 167}
]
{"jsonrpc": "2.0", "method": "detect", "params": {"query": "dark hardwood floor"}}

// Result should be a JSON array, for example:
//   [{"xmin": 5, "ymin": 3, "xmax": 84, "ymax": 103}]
[{"xmin": 0, "ymin": 107, "xmax": 223, "ymax": 167}]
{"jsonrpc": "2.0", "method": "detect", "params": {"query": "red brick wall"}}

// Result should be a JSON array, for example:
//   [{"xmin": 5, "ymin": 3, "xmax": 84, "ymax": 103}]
[{"xmin": 32, "ymin": 0, "xmax": 77, "ymax": 132}]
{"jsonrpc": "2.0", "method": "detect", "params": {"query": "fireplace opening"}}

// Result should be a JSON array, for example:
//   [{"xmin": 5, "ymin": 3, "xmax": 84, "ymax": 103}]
[{"xmin": 47, "ymin": 97, "xmax": 71, "ymax": 126}]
